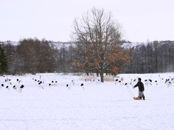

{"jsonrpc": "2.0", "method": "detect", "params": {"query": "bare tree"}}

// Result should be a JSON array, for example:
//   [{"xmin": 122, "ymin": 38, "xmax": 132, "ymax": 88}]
[
  {"xmin": 71, "ymin": 8, "xmax": 130, "ymax": 82},
  {"xmin": 16, "ymin": 38, "xmax": 56, "ymax": 74}
]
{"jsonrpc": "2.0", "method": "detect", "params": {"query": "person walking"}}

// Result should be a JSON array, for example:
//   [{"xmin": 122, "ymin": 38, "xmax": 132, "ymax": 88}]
[{"xmin": 133, "ymin": 78, "xmax": 145, "ymax": 100}]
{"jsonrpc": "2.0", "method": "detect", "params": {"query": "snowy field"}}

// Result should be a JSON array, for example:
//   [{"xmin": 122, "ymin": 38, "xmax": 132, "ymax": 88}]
[{"xmin": 0, "ymin": 73, "xmax": 174, "ymax": 130}]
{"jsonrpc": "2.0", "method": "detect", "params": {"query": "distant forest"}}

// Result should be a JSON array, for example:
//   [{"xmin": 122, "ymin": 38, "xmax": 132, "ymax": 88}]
[
  {"xmin": 0, "ymin": 38, "xmax": 174, "ymax": 75},
  {"xmin": 123, "ymin": 40, "xmax": 174, "ymax": 73}
]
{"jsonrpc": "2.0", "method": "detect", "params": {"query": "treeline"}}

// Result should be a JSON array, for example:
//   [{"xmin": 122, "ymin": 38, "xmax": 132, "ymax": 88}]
[
  {"xmin": 123, "ymin": 40, "xmax": 174, "ymax": 73},
  {"xmin": 0, "ymin": 39, "xmax": 174, "ymax": 75},
  {"xmin": 0, "ymin": 38, "xmax": 76, "ymax": 74}
]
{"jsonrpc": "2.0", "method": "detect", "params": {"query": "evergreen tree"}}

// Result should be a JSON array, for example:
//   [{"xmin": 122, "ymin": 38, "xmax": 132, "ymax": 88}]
[{"xmin": 0, "ymin": 45, "xmax": 8, "ymax": 74}]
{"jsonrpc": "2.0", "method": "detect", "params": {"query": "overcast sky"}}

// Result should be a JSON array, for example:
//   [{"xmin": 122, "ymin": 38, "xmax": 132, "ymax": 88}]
[{"xmin": 0, "ymin": 0, "xmax": 173, "ymax": 42}]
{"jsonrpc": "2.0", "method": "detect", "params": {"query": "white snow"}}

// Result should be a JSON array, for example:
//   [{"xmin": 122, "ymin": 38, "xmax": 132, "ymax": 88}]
[{"xmin": 0, "ymin": 73, "xmax": 174, "ymax": 130}]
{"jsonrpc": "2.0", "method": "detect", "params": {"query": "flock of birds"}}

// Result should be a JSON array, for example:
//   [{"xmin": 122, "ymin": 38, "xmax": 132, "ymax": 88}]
[
  {"xmin": 114, "ymin": 75, "xmax": 174, "ymax": 88},
  {"xmin": 1, "ymin": 76, "xmax": 25, "ymax": 92},
  {"xmin": 0, "ymin": 76, "xmax": 86, "ymax": 92},
  {"xmin": 32, "ymin": 78, "xmax": 85, "ymax": 90},
  {"xmin": 1, "ymin": 75, "xmax": 174, "ymax": 93}
]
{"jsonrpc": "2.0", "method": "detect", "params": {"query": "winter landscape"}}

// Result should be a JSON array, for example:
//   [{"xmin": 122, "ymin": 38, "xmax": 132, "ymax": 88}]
[
  {"xmin": 1, "ymin": 0, "xmax": 174, "ymax": 130},
  {"xmin": 0, "ymin": 73, "xmax": 174, "ymax": 130}
]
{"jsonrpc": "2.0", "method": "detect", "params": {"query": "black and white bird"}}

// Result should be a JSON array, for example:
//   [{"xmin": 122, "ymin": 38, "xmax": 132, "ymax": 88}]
[
  {"xmin": 38, "ymin": 81, "xmax": 44, "ymax": 89},
  {"xmin": 19, "ymin": 85, "xmax": 24, "ymax": 92},
  {"xmin": 81, "ymin": 83, "xmax": 85, "ymax": 90}
]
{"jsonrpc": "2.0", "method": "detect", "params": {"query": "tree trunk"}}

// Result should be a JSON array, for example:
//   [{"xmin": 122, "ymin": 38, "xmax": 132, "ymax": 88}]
[
  {"xmin": 100, "ymin": 72, "xmax": 104, "ymax": 82},
  {"xmin": 100, "ymin": 66, "xmax": 104, "ymax": 82}
]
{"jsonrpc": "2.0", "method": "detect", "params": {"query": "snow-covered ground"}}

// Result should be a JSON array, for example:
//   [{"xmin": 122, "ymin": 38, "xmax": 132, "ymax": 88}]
[{"xmin": 0, "ymin": 73, "xmax": 174, "ymax": 130}]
